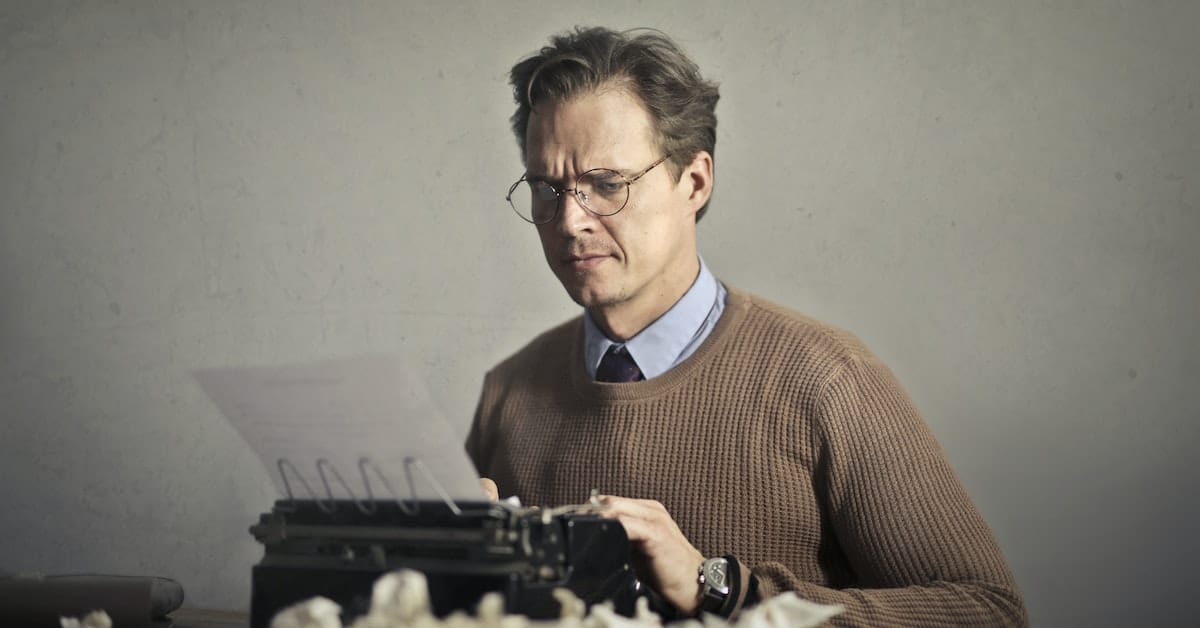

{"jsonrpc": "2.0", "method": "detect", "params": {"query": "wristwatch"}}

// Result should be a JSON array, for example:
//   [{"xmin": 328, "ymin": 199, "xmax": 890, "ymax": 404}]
[{"xmin": 697, "ymin": 556, "xmax": 731, "ymax": 614}]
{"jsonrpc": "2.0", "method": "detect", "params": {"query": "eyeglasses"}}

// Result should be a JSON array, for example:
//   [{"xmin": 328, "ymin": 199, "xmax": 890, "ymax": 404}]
[{"xmin": 505, "ymin": 155, "xmax": 671, "ymax": 224}]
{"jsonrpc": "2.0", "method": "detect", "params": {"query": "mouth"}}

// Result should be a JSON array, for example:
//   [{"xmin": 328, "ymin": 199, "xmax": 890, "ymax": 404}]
[{"xmin": 562, "ymin": 253, "xmax": 611, "ymax": 271}]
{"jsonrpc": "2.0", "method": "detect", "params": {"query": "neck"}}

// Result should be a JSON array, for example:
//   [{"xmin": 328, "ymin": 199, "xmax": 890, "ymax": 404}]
[{"xmin": 588, "ymin": 256, "xmax": 700, "ymax": 342}]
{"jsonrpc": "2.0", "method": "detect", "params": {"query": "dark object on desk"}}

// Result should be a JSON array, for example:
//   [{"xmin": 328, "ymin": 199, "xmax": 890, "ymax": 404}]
[
  {"xmin": 0, "ymin": 573, "xmax": 184, "ymax": 628},
  {"xmin": 249, "ymin": 499, "xmax": 638, "ymax": 628}
]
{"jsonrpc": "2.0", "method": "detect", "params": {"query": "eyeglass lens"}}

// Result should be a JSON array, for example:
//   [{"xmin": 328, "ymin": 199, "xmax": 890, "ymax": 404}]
[{"xmin": 512, "ymin": 169, "xmax": 629, "ymax": 224}]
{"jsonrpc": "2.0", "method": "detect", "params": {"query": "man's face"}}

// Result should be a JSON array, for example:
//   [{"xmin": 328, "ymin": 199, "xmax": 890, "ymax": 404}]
[{"xmin": 523, "ymin": 88, "xmax": 701, "ymax": 328}]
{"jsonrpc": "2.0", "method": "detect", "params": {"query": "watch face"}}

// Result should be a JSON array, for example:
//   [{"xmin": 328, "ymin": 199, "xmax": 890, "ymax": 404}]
[{"xmin": 704, "ymin": 558, "xmax": 728, "ymax": 589}]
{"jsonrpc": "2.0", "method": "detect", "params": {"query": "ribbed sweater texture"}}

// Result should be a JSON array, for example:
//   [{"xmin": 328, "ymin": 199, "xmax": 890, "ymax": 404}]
[{"xmin": 467, "ymin": 287, "xmax": 1026, "ymax": 626}]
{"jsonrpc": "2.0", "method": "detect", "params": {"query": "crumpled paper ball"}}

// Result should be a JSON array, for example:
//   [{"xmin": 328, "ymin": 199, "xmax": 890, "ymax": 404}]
[
  {"xmin": 268, "ymin": 569, "xmax": 843, "ymax": 628},
  {"xmin": 59, "ymin": 611, "xmax": 112, "ymax": 628},
  {"xmin": 271, "ymin": 596, "xmax": 343, "ymax": 628}
]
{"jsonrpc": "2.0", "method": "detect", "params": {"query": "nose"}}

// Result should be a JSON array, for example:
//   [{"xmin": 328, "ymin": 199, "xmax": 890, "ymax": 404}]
[{"xmin": 553, "ymin": 188, "xmax": 596, "ymax": 236}]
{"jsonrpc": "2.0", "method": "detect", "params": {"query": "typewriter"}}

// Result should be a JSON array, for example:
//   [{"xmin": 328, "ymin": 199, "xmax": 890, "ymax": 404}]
[{"xmin": 248, "ymin": 498, "xmax": 641, "ymax": 627}]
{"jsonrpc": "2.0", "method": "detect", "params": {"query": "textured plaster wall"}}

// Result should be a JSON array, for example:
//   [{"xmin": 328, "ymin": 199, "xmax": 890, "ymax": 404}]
[{"xmin": 1, "ymin": 2, "xmax": 1197, "ymax": 626}]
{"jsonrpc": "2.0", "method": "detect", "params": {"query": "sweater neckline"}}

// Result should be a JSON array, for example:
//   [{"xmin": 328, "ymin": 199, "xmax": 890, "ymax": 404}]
[{"xmin": 568, "ymin": 286, "xmax": 753, "ymax": 401}]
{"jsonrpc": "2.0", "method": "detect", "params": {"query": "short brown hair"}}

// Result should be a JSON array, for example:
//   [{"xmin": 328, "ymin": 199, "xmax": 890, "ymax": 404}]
[{"xmin": 509, "ymin": 27, "xmax": 720, "ymax": 220}]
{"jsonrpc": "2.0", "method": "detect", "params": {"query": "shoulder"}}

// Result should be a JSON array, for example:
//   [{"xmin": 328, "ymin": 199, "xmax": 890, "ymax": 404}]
[
  {"xmin": 486, "ymin": 315, "xmax": 582, "ymax": 382},
  {"xmin": 723, "ymin": 285, "xmax": 875, "ymax": 369}
]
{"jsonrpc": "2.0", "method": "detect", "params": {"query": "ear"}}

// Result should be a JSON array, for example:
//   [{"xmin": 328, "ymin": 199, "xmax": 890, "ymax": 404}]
[{"xmin": 678, "ymin": 150, "xmax": 713, "ymax": 219}]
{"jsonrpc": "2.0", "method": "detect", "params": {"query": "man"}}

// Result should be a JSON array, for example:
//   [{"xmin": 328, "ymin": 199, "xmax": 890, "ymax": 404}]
[{"xmin": 466, "ymin": 27, "xmax": 1026, "ymax": 626}]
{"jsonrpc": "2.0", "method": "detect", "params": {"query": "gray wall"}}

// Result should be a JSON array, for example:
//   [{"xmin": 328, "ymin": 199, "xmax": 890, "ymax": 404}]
[{"xmin": 2, "ymin": 2, "xmax": 1197, "ymax": 625}]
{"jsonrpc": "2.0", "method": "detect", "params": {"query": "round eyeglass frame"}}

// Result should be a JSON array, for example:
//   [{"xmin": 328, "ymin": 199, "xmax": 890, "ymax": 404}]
[{"xmin": 505, "ymin": 155, "xmax": 671, "ymax": 225}]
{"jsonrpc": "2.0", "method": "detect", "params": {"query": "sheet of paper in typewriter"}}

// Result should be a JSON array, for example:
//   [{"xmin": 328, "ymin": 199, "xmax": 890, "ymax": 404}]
[{"xmin": 195, "ymin": 354, "xmax": 486, "ymax": 504}]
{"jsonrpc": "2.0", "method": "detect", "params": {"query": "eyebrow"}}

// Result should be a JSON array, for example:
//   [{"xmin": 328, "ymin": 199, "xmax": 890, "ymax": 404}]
[
  {"xmin": 524, "ymin": 173, "xmax": 558, "ymax": 184},
  {"xmin": 526, "ymin": 166, "xmax": 629, "ymax": 183}
]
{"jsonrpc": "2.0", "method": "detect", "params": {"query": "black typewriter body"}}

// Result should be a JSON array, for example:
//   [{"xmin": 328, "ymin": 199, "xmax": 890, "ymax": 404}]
[{"xmin": 248, "ymin": 499, "xmax": 639, "ymax": 627}]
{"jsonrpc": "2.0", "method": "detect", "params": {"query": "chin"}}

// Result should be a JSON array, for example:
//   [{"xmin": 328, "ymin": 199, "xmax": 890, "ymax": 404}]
[
  {"xmin": 576, "ymin": 290, "xmax": 628, "ymax": 310},
  {"xmin": 554, "ymin": 264, "xmax": 632, "ymax": 308},
  {"xmin": 560, "ymin": 281, "xmax": 618, "ymax": 310}
]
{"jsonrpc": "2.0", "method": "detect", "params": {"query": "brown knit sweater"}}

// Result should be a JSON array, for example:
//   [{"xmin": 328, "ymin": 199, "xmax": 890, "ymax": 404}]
[{"xmin": 466, "ymin": 287, "xmax": 1026, "ymax": 626}]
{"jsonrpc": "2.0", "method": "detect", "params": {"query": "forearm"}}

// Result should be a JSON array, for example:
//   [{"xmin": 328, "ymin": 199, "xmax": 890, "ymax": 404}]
[{"xmin": 754, "ymin": 565, "xmax": 1027, "ymax": 627}]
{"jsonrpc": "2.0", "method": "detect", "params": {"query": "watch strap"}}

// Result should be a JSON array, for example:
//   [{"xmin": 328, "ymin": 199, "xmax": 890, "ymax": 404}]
[{"xmin": 699, "ymin": 555, "xmax": 751, "ymax": 618}]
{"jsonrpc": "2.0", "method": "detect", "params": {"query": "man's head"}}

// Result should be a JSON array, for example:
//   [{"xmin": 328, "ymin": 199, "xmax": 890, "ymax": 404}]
[
  {"xmin": 508, "ymin": 28, "xmax": 720, "ymax": 339},
  {"xmin": 509, "ymin": 27, "xmax": 720, "ymax": 221}
]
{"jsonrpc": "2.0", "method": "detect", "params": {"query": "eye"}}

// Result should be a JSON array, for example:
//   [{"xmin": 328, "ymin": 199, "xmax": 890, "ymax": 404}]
[
  {"xmin": 586, "ymin": 172, "xmax": 626, "ymax": 196},
  {"xmin": 529, "ymin": 180, "xmax": 558, "ymax": 201}
]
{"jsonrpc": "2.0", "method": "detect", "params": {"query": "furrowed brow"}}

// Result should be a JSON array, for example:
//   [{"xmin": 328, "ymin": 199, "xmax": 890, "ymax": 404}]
[{"xmin": 525, "ymin": 172, "xmax": 562, "ymax": 185}]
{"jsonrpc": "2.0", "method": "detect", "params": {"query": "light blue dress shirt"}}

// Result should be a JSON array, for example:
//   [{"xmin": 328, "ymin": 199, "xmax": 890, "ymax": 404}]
[{"xmin": 583, "ymin": 257, "xmax": 727, "ymax": 380}]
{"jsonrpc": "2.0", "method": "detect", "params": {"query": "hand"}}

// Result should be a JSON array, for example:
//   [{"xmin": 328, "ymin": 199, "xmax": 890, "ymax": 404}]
[
  {"xmin": 597, "ymin": 495, "xmax": 704, "ymax": 615},
  {"xmin": 479, "ymin": 477, "xmax": 499, "ymax": 502}
]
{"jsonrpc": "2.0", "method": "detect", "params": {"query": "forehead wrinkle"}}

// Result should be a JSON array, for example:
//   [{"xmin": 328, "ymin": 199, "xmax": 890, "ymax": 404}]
[
  {"xmin": 526, "ymin": 111, "xmax": 609, "ymax": 173},
  {"xmin": 524, "ymin": 89, "xmax": 655, "ymax": 179},
  {"xmin": 526, "ymin": 142, "xmax": 622, "ymax": 181}
]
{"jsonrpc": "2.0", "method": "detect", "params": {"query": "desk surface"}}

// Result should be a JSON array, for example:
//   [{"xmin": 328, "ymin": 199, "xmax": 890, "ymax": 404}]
[{"xmin": 171, "ymin": 608, "xmax": 248, "ymax": 628}]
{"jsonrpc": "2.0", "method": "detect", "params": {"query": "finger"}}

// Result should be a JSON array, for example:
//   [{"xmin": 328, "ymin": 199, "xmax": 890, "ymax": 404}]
[
  {"xmin": 598, "ymin": 499, "xmax": 680, "ymax": 546},
  {"xmin": 608, "ymin": 509, "xmax": 659, "ymax": 543},
  {"xmin": 479, "ymin": 477, "xmax": 499, "ymax": 502}
]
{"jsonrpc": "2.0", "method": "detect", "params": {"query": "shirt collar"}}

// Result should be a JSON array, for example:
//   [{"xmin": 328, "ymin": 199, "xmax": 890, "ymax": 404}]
[{"xmin": 583, "ymin": 257, "xmax": 721, "ymax": 380}]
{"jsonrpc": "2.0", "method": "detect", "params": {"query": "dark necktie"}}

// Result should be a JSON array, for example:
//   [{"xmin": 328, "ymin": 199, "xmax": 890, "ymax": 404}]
[{"xmin": 596, "ymin": 345, "xmax": 644, "ymax": 383}]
